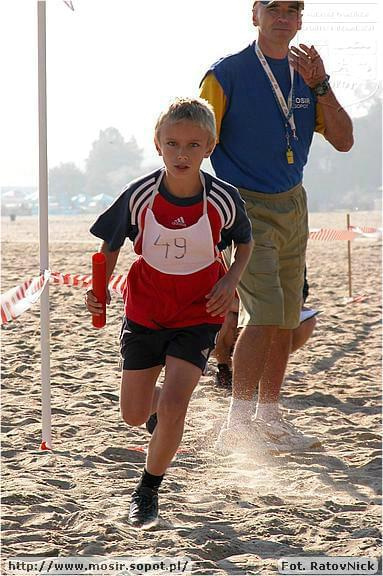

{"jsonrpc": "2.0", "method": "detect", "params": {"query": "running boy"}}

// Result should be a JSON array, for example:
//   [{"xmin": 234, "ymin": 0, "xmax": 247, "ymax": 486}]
[{"xmin": 85, "ymin": 98, "xmax": 253, "ymax": 528}]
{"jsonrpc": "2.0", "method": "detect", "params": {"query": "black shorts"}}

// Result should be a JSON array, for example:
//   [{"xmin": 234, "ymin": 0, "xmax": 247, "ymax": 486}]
[{"xmin": 120, "ymin": 317, "xmax": 220, "ymax": 372}]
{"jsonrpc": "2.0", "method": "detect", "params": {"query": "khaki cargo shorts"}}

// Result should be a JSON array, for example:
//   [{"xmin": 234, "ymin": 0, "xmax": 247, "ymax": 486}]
[{"xmin": 224, "ymin": 183, "xmax": 308, "ymax": 330}]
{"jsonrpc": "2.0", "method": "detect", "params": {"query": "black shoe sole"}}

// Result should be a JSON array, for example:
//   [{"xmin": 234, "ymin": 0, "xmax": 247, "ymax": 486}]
[{"xmin": 129, "ymin": 515, "xmax": 159, "ymax": 529}]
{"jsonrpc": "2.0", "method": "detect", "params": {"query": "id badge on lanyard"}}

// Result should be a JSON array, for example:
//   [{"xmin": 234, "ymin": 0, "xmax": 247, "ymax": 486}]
[{"xmin": 255, "ymin": 44, "xmax": 297, "ymax": 165}]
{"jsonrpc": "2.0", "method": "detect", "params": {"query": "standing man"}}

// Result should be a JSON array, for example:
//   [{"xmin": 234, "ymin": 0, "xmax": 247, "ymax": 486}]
[{"xmin": 200, "ymin": 0, "xmax": 353, "ymax": 452}]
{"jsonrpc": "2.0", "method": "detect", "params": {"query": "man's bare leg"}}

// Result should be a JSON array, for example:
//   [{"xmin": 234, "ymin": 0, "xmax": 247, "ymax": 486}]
[
  {"xmin": 258, "ymin": 328, "xmax": 292, "ymax": 404},
  {"xmin": 254, "ymin": 328, "xmax": 292, "ymax": 422},
  {"xmin": 232, "ymin": 324, "xmax": 276, "ymax": 400},
  {"xmin": 225, "ymin": 325, "xmax": 276, "ymax": 429}
]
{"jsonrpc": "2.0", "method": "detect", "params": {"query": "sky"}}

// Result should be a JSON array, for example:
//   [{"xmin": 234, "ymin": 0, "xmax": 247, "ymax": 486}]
[{"xmin": 1, "ymin": 0, "xmax": 381, "ymax": 186}]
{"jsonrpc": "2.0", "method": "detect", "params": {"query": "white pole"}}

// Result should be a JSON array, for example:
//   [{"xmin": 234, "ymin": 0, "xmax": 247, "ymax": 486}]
[
  {"xmin": 37, "ymin": 0, "xmax": 52, "ymax": 450},
  {"xmin": 347, "ymin": 213, "xmax": 352, "ymax": 298}
]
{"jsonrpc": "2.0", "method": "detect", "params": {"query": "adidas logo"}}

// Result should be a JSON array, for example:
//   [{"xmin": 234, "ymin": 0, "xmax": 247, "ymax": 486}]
[{"xmin": 171, "ymin": 216, "xmax": 187, "ymax": 227}]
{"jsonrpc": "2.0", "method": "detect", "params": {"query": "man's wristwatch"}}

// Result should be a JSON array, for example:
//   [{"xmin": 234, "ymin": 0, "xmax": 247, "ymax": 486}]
[{"xmin": 313, "ymin": 74, "xmax": 331, "ymax": 97}]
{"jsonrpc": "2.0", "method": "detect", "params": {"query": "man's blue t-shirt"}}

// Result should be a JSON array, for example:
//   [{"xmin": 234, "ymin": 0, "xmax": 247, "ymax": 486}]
[{"xmin": 206, "ymin": 42, "xmax": 318, "ymax": 193}]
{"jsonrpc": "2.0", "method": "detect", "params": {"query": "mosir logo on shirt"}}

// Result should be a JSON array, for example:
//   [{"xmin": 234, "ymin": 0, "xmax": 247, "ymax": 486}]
[{"xmin": 294, "ymin": 97, "xmax": 311, "ymax": 109}]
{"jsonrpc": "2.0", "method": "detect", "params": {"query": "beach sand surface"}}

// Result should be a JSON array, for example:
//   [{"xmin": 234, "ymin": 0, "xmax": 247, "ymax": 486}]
[{"xmin": 1, "ymin": 211, "xmax": 381, "ymax": 575}]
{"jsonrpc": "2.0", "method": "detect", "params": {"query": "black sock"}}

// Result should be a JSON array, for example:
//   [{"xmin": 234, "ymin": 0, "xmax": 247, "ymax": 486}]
[{"xmin": 137, "ymin": 468, "xmax": 164, "ymax": 492}]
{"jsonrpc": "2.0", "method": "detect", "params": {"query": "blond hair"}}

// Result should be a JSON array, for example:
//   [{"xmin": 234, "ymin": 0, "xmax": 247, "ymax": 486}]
[{"xmin": 155, "ymin": 97, "xmax": 216, "ymax": 142}]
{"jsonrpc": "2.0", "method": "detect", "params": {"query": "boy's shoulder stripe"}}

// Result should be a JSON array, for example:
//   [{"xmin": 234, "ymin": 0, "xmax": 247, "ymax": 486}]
[
  {"xmin": 209, "ymin": 174, "xmax": 238, "ymax": 194},
  {"xmin": 209, "ymin": 181, "xmax": 236, "ymax": 229},
  {"xmin": 207, "ymin": 197, "xmax": 225, "ymax": 229},
  {"xmin": 129, "ymin": 171, "xmax": 161, "ymax": 224},
  {"xmin": 131, "ymin": 189, "xmax": 153, "ymax": 227}
]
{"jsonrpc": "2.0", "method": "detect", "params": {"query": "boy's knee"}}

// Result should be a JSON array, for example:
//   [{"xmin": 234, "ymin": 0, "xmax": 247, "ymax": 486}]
[
  {"xmin": 157, "ymin": 398, "xmax": 187, "ymax": 425},
  {"xmin": 120, "ymin": 406, "xmax": 147, "ymax": 427}
]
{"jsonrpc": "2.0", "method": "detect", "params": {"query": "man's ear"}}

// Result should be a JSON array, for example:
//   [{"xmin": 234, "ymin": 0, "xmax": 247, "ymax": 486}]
[
  {"xmin": 154, "ymin": 137, "xmax": 162, "ymax": 156},
  {"xmin": 296, "ymin": 12, "xmax": 303, "ymax": 31},
  {"xmin": 252, "ymin": 3, "xmax": 259, "ymax": 27}
]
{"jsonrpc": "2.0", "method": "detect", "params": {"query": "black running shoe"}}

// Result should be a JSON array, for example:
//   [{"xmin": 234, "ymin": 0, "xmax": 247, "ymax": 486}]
[
  {"xmin": 145, "ymin": 412, "xmax": 158, "ymax": 435},
  {"xmin": 215, "ymin": 364, "xmax": 232, "ymax": 391},
  {"xmin": 129, "ymin": 486, "xmax": 159, "ymax": 528}
]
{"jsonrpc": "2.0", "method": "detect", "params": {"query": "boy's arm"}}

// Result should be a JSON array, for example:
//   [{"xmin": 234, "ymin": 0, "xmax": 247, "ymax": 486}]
[
  {"xmin": 225, "ymin": 241, "xmax": 254, "ymax": 286},
  {"xmin": 99, "ymin": 241, "xmax": 120, "ymax": 285},
  {"xmin": 206, "ymin": 240, "xmax": 253, "ymax": 317},
  {"xmin": 86, "ymin": 241, "xmax": 120, "ymax": 314}
]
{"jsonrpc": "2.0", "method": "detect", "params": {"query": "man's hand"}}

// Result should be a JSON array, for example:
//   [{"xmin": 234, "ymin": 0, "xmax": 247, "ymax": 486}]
[
  {"xmin": 85, "ymin": 288, "xmax": 111, "ymax": 315},
  {"xmin": 289, "ymin": 44, "xmax": 327, "ymax": 88}
]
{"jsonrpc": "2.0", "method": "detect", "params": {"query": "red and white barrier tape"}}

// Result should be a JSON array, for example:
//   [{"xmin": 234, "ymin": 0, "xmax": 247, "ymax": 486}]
[
  {"xmin": 308, "ymin": 228, "xmax": 357, "ymax": 241},
  {"xmin": 1, "ymin": 271, "xmax": 50, "ymax": 325},
  {"xmin": 349, "ymin": 225, "xmax": 382, "ymax": 237},
  {"xmin": 308, "ymin": 227, "xmax": 382, "ymax": 241},
  {"xmin": 343, "ymin": 294, "xmax": 367, "ymax": 304},
  {"xmin": 49, "ymin": 271, "xmax": 127, "ymax": 295},
  {"xmin": 1, "ymin": 271, "xmax": 128, "ymax": 326}
]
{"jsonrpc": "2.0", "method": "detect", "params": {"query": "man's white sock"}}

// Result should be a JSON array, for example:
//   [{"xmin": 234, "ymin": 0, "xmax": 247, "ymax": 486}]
[
  {"xmin": 254, "ymin": 402, "xmax": 280, "ymax": 423},
  {"xmin": 227, "ymin": 398, "xmax": 253, "ymax": 428}
]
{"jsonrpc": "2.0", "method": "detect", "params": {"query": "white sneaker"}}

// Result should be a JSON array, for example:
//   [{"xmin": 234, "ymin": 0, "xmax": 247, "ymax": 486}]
[
  {"xmin": 254, "ymin": 416, "xmax": 321, "ymax": 453},
  {"xmin": 214, "ymin": 422, "xmax": 268, "ymax": 456}
]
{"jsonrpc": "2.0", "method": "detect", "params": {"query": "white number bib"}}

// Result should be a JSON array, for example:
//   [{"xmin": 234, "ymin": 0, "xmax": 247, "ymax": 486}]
[{"xmin": 141, "ymin": 172, "xmax": 217, "ymax": 275}]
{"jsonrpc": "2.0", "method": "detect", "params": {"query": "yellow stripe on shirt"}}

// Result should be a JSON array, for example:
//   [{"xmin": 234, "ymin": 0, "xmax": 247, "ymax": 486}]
[{"xmin": 200, "ymin": 73, "xmax": 227, "ymax": 142}]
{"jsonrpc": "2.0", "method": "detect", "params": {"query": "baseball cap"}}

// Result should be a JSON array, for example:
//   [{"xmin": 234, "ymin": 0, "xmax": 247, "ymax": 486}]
[{"xmin": 259, "ymin": 1, "xmax": 304, "ymax": 7}]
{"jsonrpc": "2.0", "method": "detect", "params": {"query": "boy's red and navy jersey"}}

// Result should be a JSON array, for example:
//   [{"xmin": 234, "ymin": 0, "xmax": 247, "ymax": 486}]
[
  {"xmin": 91, "ymin": 167, "xmax": 251, "ymax": 252},
  {"xmin": 90, "ymin": 168, "xmax": 252, "ymax": 329}
]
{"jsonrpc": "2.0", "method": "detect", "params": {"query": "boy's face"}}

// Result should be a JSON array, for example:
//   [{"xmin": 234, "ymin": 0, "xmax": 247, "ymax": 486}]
[{"xmin": 155, "ymin": 120, "xmax": 215, "ymax": 179}]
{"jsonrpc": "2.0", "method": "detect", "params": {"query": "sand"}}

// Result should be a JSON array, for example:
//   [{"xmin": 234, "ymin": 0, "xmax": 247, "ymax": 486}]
[{"xmin": 1, "ymin": 211, "xmax": 381, "ymax": 575}]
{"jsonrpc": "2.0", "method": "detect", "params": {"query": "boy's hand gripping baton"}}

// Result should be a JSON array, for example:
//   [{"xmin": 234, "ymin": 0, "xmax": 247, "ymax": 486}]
[{"xmin": 92, "ymin": 252, "xmax": 106, "ymax": 328}]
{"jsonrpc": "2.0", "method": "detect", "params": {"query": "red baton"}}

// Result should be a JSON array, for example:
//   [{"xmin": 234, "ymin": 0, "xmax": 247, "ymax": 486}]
[{"xmin": 92, "ymin": 252, "xmax": 106, "ymax": 328}]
